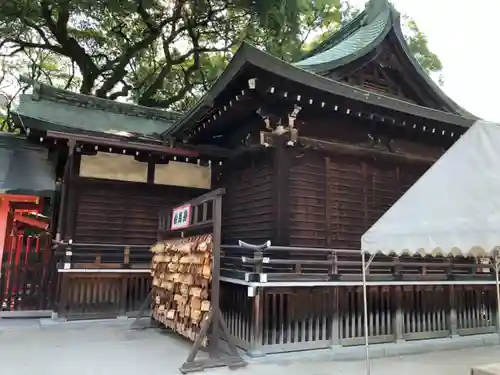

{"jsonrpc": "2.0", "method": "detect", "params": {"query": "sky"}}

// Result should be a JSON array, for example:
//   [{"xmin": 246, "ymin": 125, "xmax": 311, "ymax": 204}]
[{"xmin": 350, "ymin": 0, "xmax": 500, "ymax": 121}]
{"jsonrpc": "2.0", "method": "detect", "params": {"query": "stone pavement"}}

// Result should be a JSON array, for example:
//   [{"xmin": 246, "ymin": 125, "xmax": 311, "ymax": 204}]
[{"xmin": 1, "ymin": 318, "xmax": 499, "ymax": 375}]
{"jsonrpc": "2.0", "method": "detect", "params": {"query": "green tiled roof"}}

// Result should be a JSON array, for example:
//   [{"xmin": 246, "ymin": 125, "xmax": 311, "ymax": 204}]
[
  {"xmin": 15, "ymin": 77, "xmax": 180, "ymax": 137},
  {"xmin": 293, "ymin": 0, "xmax": 476, "ymax": 119},
  {"xmin": 295, "ymin": 0, "xmax": 391, "ymax": 71}
]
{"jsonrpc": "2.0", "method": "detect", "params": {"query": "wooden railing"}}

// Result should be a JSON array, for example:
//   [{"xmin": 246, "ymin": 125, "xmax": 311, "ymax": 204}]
[
  {"xmin": 220, "ymin": 245, "xmax": 494, "ymax": 283},
  {"xmin": 56, "ymin": 271, "xmax": 151, "ymax": 320},
  {"xmin": 220, "ymin": 283, "xmax": 499, "ymax": 355},
  {"xmin": 53, "ymin": 241, "xmax": 151, "ymax": 319},
  {"xmin": 53, "ymin": 242, "xmax": 151, "ymax": 270}
]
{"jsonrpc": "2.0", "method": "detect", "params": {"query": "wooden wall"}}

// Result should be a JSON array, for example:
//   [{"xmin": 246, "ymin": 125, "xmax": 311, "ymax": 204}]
[
  {"xmin": 287, "ymin": 150, "xmax": 428, "ymax": 249},
  {"xmin": 218, "ymin": 152, "xmax": 276, "ymax": 245},
  {"xmin": 69, "ymin": 177, "xmax": 203, "ymax": 245}
]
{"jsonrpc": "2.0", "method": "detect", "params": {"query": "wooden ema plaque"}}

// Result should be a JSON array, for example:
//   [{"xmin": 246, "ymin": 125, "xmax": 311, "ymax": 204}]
[
  {"xmin": 151, "ymin": 234, "xmax": 212, "ymax": 345},
  {"xmin": 134, "ymin": 188, "xmax": 246, "ymax": 374}
]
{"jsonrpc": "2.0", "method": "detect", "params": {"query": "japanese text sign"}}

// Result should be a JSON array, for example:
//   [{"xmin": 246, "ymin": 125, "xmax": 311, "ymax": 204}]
[{"xmin": 170, "ymin": 204, "xmax": 191, "ymax": 230}]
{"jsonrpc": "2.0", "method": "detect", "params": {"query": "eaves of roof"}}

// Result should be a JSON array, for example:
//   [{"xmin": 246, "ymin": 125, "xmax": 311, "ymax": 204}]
[{"xmin": 165, "ymin": 42, "xmax": 473, "ymax": 138}]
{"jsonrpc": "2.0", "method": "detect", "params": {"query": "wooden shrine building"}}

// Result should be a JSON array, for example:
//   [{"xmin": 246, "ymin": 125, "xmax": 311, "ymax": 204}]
[
  {"xmin": 164, "ymin": 0, "xmax": 475, "ymax": 250},
  {"xmin": 152, "ymin": 0, "xmax": 496, "ymax": 358},
  {"xmin": 7, "ymin": 0, "xmax": 497, "ymax": 359},
  {"xmin": 11, "ymin": 77, "xmax": 227, "ymax": 318}
]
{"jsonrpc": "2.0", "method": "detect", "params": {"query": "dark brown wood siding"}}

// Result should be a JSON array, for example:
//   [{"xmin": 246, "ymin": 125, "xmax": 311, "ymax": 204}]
[
  {"xmin": 289, "ymin": 154, "xmax": 327, "ymax": 248},
  {"xmin": 219, "ymin": 154, "xmax": 275, "ymax": 244},
  {"xmin": 288, "ymin": 151, "xmax": 427, "ymax": 249},
  {"xmin": 71, "ymin": 177, "xmax": 203, "ymax": 245}
]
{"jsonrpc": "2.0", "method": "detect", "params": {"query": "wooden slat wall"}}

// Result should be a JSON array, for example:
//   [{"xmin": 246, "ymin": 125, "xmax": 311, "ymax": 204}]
[
  {"xmin": 289, "ymin": 155, "xmax": 327, "ymax": 248},
  {"xmin": 289, "ymin": 152, "xmax": 428, "ymax": 249},
  {"xmin": 72, "ymin": 177, "xmax": 203, "ymax": 245},
  {"xmin": 220, "ymin": 158, "xmax": 275, "ymax": 244},
  {"xmin": 329, "ymin": 157, "xmax": 365, "ymax": 249}
]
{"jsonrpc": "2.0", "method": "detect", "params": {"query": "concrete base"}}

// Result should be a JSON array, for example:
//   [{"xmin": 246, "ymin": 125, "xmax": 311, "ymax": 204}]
[
  {"xmin": 0, "ymin": 315, "xmax": 154, "ymax": 332},
  {"xmin": 0, "ymin": 310, "xmax": 53, "ymax": 319},
  {"xmin": 472, "ymin": 363, "xmax": 500, "ymax": 375},
  {"xmin": 255, "ymin": 334, "xmax": 500, "ymax": 365}
]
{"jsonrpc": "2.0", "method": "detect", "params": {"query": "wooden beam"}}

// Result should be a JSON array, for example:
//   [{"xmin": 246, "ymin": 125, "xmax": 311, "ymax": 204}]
[
  {"xmin": 13, "ymin": 213, "xmax": 49, "ymax": 230},
  {"xmin": 261, "ymin": 132, "xmax": 436, "ymax": 165},
  {"xmin": 45, "ymin": 130, "xmax": 200, "ymax": 158},
  {"xmin": 0, "ymin": 195, "xmax": 40, "ymax": 204}
]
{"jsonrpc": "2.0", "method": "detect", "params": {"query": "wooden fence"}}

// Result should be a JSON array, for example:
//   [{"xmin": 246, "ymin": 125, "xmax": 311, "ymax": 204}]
[
  {"xmin": 221, "ymin": 283, "xmax": 499, "ymax": 355},
  {"xmin": 53, "ymin": 242, "xmax": 151, "ymax": 319},
  {"xmin": 56, "ymin": 270, "xmax": 151, "ymax": 319}
]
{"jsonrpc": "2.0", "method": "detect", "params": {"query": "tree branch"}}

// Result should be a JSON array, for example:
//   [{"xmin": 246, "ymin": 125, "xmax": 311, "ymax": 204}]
[
  {"xmin": 40, "ymin": 0, "xmax": 99, "ymax": 93},
  {"xmin": 137, "ymin": 1, "xmax": 233, "ymax": 106},
  {"xmin": 94, "ymin": 1, "xmax": 186, "ymax": 97},
  {"xmin": 107, "ymin": 80, "xmax": 132, "ymax": 100},
  {"xmin": 64, "ymin": 60, "xmax": 76, "ymax": 90}
]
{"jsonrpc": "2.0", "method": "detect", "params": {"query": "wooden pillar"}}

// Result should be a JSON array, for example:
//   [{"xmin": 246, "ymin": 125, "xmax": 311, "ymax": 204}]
[
  {"xmin": 274, "ymin": 137, "xmax": 290, "ymax": 245},
  {"xmin": 147, "ymin": 160, "xmax": 155, "ymax": 184},
  {"xmin": 120, "ymin": 274, "xmax": 129, "ymax": 315},
  {"xmin": 330, "ymin": 287, "xmax": 340, "ymax": 346},
  {"xmin": 393, "ymin": 286, "xmax": 404, "ymax": 341},
  {"xmin": 448, "ymin": 285, "xmax": 458, "ymax": 336},
  {"xmin": 0, "ymin": 198, "xmax": 10, "ymax": 270},
  {"xmin": 55, "ymin": 273, "xmax": 70, "ymax": 317},
  {"xmin": 56, "ymin": 140, "xmax": 76, "ymax": 241},
  {"xmin": 324, "ymin": 157, "xmax": 332, "ymax": 247},
  {"xmin": 249, "ymin": 287, "xmax": 264, "ymax": 357},
  {"xmin": 64, "ymin": 142, "xmax": 79, "ymax": 241}
]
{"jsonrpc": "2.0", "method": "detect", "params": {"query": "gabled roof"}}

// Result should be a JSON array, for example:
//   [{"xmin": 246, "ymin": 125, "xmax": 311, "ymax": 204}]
[
  {"xmin": 15, "ymin": 76, "xmax": 181, "ymax": 138},
  {"xmin": 294, "ymin": 0, "xmax": 475, "ymax": 118},
  {"xmin": 165, "ymin": 42, "xmax": 473, "ymax": 139}
]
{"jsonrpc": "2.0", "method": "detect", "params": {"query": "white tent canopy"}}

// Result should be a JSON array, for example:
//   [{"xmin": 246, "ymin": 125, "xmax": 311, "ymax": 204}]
[{"xmin": 361, "ymin": 120, "xmax": 500, "ymax": 258}]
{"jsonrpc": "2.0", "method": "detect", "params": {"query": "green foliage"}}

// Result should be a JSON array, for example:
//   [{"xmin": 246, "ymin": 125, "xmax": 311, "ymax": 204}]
[
  {"xmin": 0, "ymin": 0, "xmax": 445, "ymax": 111},
  {"xmin": 404, "ymin": 18, "xmax": 443, "ymax": 84}
]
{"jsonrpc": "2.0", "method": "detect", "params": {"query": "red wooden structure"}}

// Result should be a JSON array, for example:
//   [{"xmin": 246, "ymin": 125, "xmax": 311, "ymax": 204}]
[
  {"xmin": 0, "ymin": 194, "xmax": 44, "ymax": 263},
  {"xmin": 0, "ymin": 194, "xmax": 55, "ymax": 312}
]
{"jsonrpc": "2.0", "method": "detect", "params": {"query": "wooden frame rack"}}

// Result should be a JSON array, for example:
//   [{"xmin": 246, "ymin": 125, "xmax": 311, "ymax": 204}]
[{"xmin": 132, "ymin": 188, "xmax": 247, "ymax": 373}]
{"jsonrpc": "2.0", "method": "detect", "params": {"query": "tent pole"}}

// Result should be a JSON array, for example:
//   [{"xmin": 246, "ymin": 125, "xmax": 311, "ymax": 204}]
[
  {"xmin": 495, "ymin": 250, "xmax": 500, "ymax": 339},
  {"xmin": 362, "ymin": 250, "xmax": 371, "ymax": 375}
]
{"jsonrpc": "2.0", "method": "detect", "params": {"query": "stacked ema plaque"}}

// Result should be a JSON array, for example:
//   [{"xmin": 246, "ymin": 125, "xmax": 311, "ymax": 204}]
[{"xmin": 151, "ymin": 234, "xmax": 213, "ymax": 346}]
